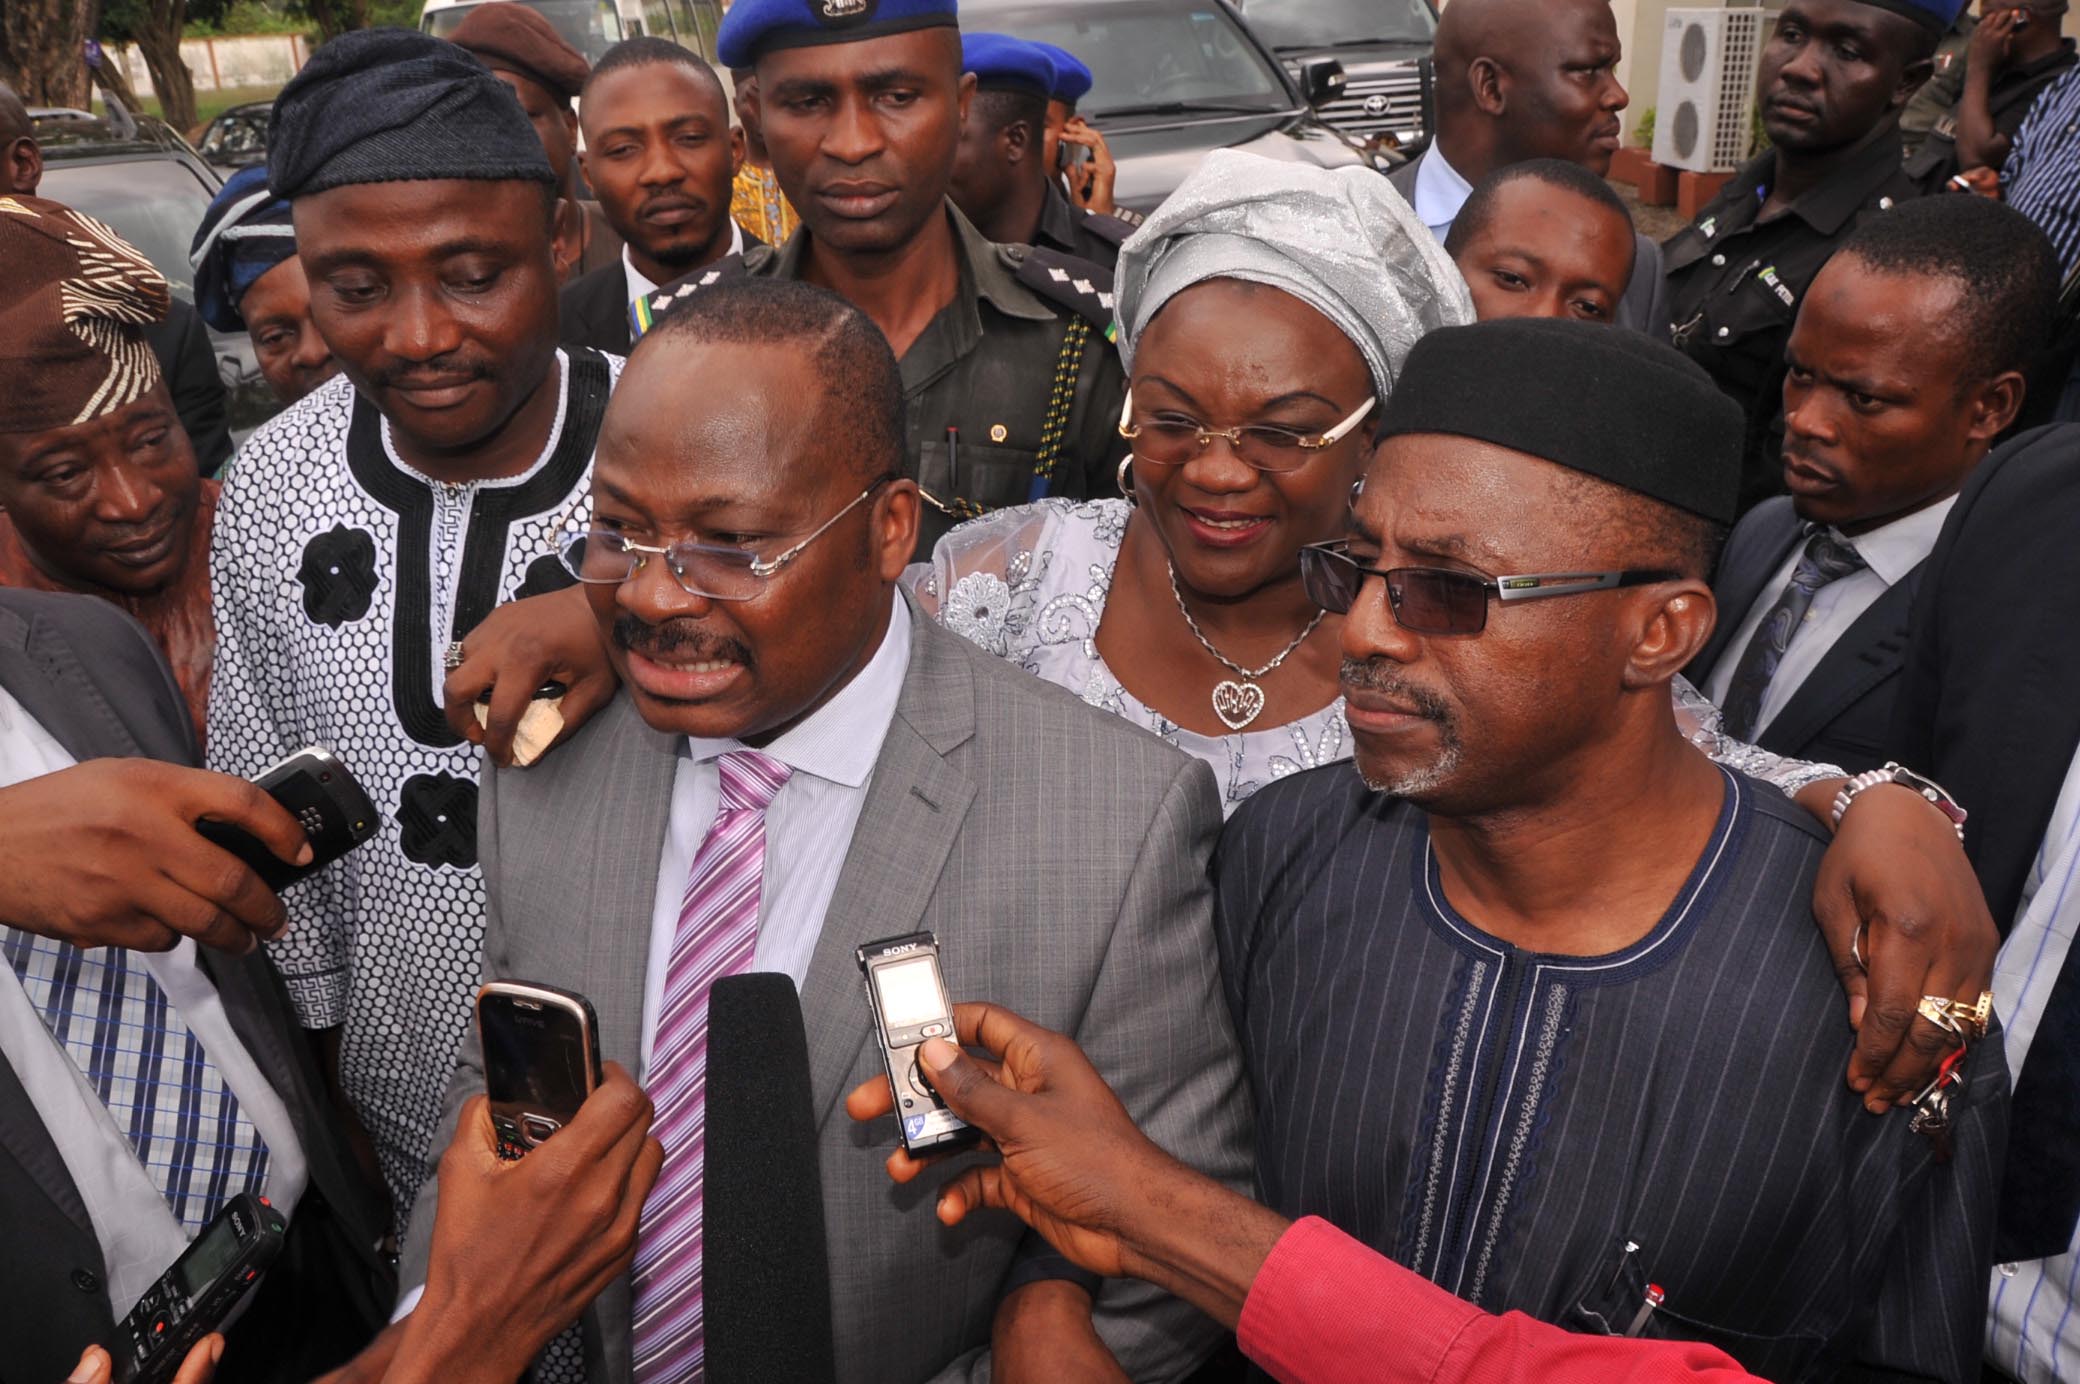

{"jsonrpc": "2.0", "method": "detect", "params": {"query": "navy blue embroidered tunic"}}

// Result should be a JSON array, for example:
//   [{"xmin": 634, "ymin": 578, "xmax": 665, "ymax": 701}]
[{"xmin": 1215, "ymin": 765, "xmax": 2004, "ymax": 1383}]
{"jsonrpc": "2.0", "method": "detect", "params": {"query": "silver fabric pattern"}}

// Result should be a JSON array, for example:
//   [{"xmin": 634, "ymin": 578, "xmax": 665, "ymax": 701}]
[{"xmin": 1112, "ymin": 148, "xmax": 1475, "ymax": 393}]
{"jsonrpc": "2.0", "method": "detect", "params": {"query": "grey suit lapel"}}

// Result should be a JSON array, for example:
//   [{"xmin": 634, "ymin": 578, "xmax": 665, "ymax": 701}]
[
  {"xmin": 0, "ymin": 607, "xmax": 145, "ymax": 763},
  {"xmin": 577, "ymin": 693, "xmax": 682, "ymax": 1069},
  {"xmin": 1759, "ymin": 567, "xmax": 1920, "ymax": 756},
  {"xmin": 795, "ymin": 611, "xmax": 976, "ymax": 1133},
  {"xmin": 1698, "ymin": 507, "xmax": 1804, "ymax": 678}
]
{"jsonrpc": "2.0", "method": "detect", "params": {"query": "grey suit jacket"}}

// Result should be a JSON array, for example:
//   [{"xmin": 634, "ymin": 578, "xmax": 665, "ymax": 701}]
[
  {"xmin": 0, "ymin": 589, "xmax": 392, "ymax": 1380},
  {"xmin": 1687, "ymin": 496, "xmax": 1921, "ymax": 774},
  {"xmin": 1390, "ymin": 150, "xmax": 1673, "ymax": 340},
  {"xmin": 401, "ymin": 599, "xmax": 1252, "ymax": 1384}
]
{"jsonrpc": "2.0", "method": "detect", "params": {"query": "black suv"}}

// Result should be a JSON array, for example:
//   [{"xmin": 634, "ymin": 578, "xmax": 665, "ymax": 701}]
[
  {"xmin": 31, "ymin": 107, "xmax": 277, "ymax": 448},
  {"xmin": 1235, "ymin": 0, "xmax": 1437, "ymax": 155},
  {"xmin": 964, "ymin": 0, "xmax": 1379, "ymax": 218}
]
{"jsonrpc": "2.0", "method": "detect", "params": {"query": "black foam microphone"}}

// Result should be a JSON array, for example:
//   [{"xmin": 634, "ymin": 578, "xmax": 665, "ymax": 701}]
[{"xmin": 703, "ymin": 972, "xmax": 838, "ymax": 1384}]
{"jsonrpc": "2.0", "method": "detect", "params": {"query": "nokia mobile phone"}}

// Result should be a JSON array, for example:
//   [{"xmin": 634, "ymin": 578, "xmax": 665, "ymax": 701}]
[
  {"xmin": 195, "ymin": 747, "xmax": 379, "ymax": 893},
  {"xmin": 114, "ymin": 1192, "xmax": 286, "ymax": 1384},
  {"xmin": 478, "ymin": 980, "xmax": 603, "ymax": 1159},
  {"xmin": 856, "ymin": 931, "xmax": 976, "ymax": 1155}
]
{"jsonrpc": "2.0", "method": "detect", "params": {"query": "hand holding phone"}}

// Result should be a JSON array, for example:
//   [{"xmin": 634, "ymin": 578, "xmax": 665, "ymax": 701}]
[
  {"xmin": 193, "ymin": 748, "xmax": 378, "ymax": 894},
  {"xmin": 478, "ymin": 981, "xmax": 603, "ymax": 1157},
  {"xmin": 0, "ymin": 758, "xmax": 316, "ymax": 956}
]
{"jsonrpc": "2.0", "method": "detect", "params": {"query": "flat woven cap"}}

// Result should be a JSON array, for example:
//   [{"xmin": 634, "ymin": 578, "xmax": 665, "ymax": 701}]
[
  {"xmin": 1376, "ymin": 318, "xmax": 1743, "ymax": 524},
  {"xmin": 268, "ymin": 28, "xmax": 557, "ymax": 199},
  {"xmin": 448, "ymin": 2, "xmax": 590, "ymax": 99},
  {"xmin": 0, "ymin": 196, "xmax": 168, "ymax": 434},
  {"xmin": 717, "ymin": 0, "xmax": 959, "ymax": 69}
]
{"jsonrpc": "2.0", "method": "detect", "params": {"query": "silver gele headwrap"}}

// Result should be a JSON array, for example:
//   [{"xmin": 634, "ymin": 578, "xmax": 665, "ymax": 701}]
[{"xmin": 1113, "ymin": 149, "xmax": 1475, "ymax": 396}]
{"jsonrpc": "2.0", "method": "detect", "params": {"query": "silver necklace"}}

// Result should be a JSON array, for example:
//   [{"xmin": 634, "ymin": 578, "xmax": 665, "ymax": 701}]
[{"xmin": 1167, "ymin": 561, "xmax": 1325, "ymax": 732}]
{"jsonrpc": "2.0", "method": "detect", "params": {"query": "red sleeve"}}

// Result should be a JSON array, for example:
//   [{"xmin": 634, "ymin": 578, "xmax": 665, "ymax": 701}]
[{"xmin": 1236, "ymin": 1217, "xmax": 1761, "ymax": 1384}]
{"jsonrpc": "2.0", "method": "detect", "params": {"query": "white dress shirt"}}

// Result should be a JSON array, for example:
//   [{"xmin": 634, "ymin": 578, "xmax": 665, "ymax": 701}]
[
  {"xmin": 1702, "ymin": 497, "xmax": 1956, "ymax": 735},
  {"xmin": 0, "ymin": 685, "xmax": 307, "ymax": 1316},
  {"xmin": 621, "ymin": 221, "xmax": 746, "ymax": 310},
  {"xmin": 639, "ymin": 597, "xmax": 912, "ymax": 1077},
  {"xmin": 1411, "ymin": 145, "xmax": 1476, "ymax": 241},
  {"xmin": 1986, "ymin": 746, "xmax": 2080, "ymax": 1382}
]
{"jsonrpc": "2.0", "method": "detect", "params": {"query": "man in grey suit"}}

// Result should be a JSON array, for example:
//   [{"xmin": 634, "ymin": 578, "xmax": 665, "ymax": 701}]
[
  {"xmin": 400, "ymin": 277, "xmax": 1250, "ymax": 1382},
  {"xmin": 1389, "ymin": 0, "xmax": 1671, "ymax": 338}
]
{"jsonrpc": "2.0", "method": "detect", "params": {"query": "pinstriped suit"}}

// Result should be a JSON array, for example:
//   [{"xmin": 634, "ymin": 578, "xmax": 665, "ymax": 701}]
[
  {"xmin": 1216, "ymin": 763, "xmax": 2004, "ymax": 1383},
  {"xmin": 399, "ymin": 597, "xmax": 1253, "ymax": 1384}
]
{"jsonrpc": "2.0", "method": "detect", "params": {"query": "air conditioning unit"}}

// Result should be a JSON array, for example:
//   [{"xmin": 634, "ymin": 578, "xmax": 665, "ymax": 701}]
[{"xmin": 1652, "ymin": 8, "xmax": 1766, "ymax": 174}]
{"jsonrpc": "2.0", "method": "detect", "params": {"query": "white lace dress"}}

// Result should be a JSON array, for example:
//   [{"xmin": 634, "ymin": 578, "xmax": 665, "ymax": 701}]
[{"xmin": 905, "ymin": 499, "xmax": 1841, "ymax": 816}]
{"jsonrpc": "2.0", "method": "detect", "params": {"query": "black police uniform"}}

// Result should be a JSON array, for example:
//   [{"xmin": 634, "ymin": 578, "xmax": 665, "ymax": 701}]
[
  {"xmin": 636, "ymin": 203, "xmax": 1126, "ymax": 557},
  {"xmin": 1904, "ymin": 41, "xmax": 2079, "ymax": 192},
  {"xmin": 1663, "ymin": 130, "xmax": 1921, "ymax": 511},
  {"xmin": 1033, "ymin": 181, "xmax": 1135, "ymax": 269}
]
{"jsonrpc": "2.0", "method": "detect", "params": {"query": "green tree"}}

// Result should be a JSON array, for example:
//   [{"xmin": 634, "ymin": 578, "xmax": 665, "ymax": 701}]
[
  {"xmin": 2, "ymin": 0, "xmax": 98, "ymax": 108},
  {"xmin": 101, "ymin": 0, "xmax": 230, "ymax": 130}
]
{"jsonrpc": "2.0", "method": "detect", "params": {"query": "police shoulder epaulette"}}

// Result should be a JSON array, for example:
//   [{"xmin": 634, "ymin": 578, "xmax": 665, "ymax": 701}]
[
  {"xmin": 1004, "ymin": 243, "xmax": 1118, "ymax": 339},
  {"xmin": 1078, "ymin": 209, "xmax": 1136, "ymax": 248},
  {"xmin": 628, "ymin": 250, "xmax": 756, "ymax": 341}
]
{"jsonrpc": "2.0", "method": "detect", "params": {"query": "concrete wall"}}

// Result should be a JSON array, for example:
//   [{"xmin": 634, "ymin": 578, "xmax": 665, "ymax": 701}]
[{"xmin": 110, "ymin": 33, "xmax": 309, "ymax": 95}]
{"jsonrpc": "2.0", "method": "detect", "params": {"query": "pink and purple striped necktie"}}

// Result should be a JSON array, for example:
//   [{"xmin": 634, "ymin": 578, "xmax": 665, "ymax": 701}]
[{"xmin": 631, "ymin": 749, "xmax": 793, "ymax": 1384}]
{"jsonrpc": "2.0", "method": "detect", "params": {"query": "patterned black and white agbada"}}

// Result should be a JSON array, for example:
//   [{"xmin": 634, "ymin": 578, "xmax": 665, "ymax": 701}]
[{"xmin": 208, "ymin": 348, "xmax": 619, "ymax": 1223}]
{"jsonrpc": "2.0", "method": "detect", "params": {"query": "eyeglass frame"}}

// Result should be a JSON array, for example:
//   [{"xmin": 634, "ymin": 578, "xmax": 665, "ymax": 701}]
[
  {"xmin": 1299, "ymin": 540, "xmax": 1681, "ymax": 634},
  {"xmin": 1115, "ymin": 388, "xmax": 1378, "ymax": 471},
  {"xmin": 557, "ymin": 474, "xmax": 895, "ymax": 601}
]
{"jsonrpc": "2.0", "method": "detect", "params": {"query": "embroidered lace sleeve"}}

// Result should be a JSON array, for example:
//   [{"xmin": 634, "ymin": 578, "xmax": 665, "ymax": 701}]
[
  {"xmin": 903, "ymin": 501, "xmax": 1084, "ymax": 659},
  {"xmin": 1673, "ymin": 674, "xmax": 1845, "ymax": 799}
]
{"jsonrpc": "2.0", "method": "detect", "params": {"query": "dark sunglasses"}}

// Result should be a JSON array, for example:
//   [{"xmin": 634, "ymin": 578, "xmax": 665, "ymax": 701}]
[{"xmin": 1299, "ymin": 541, "xmax": 1680, "ymax": 635}]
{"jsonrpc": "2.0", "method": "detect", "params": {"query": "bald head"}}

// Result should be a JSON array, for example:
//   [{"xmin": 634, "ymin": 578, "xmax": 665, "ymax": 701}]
[
  {"xmin": 1431, "ymin": 0, "xmax": 1628, "ymax": 182},
  {"xmin": 0, "ymin": 82, "xmax": 40, "ymax": 195}
]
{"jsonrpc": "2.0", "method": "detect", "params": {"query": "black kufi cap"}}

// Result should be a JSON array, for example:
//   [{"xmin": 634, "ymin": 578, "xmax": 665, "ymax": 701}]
[
  {"xmin": 268, "ymin": 28, "xmax": 557, "ymax": 199},
  {"xmin": 1375, "ymin": 319, "xmax": 1742, "ymax": 525}
]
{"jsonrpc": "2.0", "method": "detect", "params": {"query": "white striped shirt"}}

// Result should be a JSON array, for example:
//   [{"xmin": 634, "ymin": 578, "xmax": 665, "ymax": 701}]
[
  {"xmin": 2004, "ymin": 64, "xmax": 2080, "ymax": 276},
  {"xmin": 1986, "ymin": 746, "xmax": 2080, "ymax": 1381}
]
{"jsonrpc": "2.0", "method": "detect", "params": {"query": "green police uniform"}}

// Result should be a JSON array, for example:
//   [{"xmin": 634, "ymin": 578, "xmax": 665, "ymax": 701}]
[
  {"xmin": 1901, "ymin": 11, "xmax": 1978, "ymax": 155},
  {"xmin": 1662, "ymin": 130, "xmax": 1921, "ymax": 511},
  {"xmin": 1904, "ymin": 39, "xmax": 2080, "ymax": 191},
  {"xmin": 634, "ymin": 203, "xmax": 1126, "ymax": 557},
  {"xmin": 1034, "ymin": 182, "xmax": 1135, "ymax": 269}
]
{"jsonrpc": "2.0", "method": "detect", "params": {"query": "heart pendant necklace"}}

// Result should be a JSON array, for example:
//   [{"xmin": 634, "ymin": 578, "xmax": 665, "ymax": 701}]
[{"xmin": 1168, "ymin": 562, "xmax": 1324, "ymax": 732}]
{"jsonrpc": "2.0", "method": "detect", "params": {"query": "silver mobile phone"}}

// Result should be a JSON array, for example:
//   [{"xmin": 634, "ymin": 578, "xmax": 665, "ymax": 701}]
[
  {"xmin": 478, "ymin": 980, "xmax": 602, "ymax": 1158},
  {"xmin": 856, "ymin": 931, "xmax": 977, "ymax": 1155}
]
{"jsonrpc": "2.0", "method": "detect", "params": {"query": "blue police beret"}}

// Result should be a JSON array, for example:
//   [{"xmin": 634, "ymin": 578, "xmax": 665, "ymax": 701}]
[
  {"xmin": 962, "ymin": 32, "xmax": 1054, "ymax": 97},
  {"xmin": 716, "ymin": 0, "xmax": 960, "ymax": 69},
  {"xmin": 1854, "ymin": 0, "xmax": 1968, "ymax": 31},
  {"xmin": 1028, "ymin": 41, "xmax": 1093, "ymax": 106}
]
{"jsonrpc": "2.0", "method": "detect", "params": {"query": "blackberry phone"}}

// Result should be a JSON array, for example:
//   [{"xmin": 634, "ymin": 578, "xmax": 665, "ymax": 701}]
[
  {"xmin": 114, "ymin": 1192, "xmax": 286, "ymax": 1384},
  {"xmin": 479, "ymin": 981, "xmax": 602, "ymax": 1159},
  {"xmin": 195, "ymin": 747, "xmax": 379, "ymax": 893},
  {"xmin": 856, "ymin": 931, "xmax": 976, "ymax": 1155}
]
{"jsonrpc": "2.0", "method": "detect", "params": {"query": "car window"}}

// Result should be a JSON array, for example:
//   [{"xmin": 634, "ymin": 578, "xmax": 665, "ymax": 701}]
[
  {"xmin": 1233, "ymin": 0, "xmax": 1435, "ymax": 50},
  {"xmin": 39, "ymin": 159, "xmax": 215, "ymax": 300},
  {"xmin": 425, "ymin": 0, "xmax": 625, "ymax": 63},
  {"xmin": 981, "ymin": 1, "xmax": 1291, "ymax": 115},
  {"xmin": 202, "ymin": 111, "xmax": 267, "ymax": 159}
]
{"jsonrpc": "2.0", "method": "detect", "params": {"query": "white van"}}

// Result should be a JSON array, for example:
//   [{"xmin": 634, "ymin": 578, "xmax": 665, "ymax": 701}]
[{"xmin": 421, "ymin": 0, "xmax": 727, "ymax": 68}]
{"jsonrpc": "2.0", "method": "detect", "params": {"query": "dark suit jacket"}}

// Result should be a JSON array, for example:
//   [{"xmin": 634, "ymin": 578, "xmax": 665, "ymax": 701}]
[
  {"xmin": 0, "ymin": 589, "xmax": 391, "ymax": 1382},
  {"xmin": 559, "ymin": 230, "xmax": 766, "ymax": 357},
  {"xmin": 1388, "ymin": 151, "xmax": 1670, "ymax": 339},
  {"xmin": 1892, "ymin": 425, "xmax": 2080, "ymax": 929},
  {"xmin": 143, "ymin": 298, "xmax": 233, "ymax": 476},
  {"xmin": 1688, "ymin": 496, "xmax": 1919, "ymax": 775}
]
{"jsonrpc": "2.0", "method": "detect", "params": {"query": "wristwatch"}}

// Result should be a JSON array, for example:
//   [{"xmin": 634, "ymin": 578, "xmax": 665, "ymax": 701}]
[{"xmin": 1830, "ymin": 762, "xmax": 1968, "ymax": 842}]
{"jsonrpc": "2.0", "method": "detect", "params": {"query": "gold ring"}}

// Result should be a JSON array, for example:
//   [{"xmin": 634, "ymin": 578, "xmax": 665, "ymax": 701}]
[{"xmin": 1917, "ymin": 994, "xmax": 1991, "ymax": 1040}]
